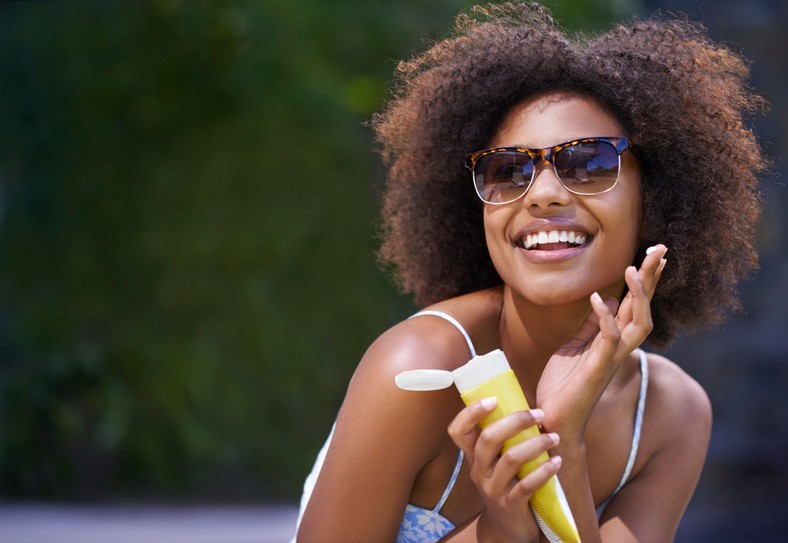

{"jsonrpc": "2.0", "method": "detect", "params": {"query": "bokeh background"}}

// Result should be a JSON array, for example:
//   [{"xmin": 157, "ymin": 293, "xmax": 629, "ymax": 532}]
[{"xmin": 0, "ymin": 0, "xmax": 785, "ymax": 539}]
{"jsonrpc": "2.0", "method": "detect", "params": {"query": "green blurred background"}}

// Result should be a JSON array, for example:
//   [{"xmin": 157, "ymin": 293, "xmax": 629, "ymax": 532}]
[{"xmin": 0, "ymin": 0, "xmax": 786, "ymax": 534}]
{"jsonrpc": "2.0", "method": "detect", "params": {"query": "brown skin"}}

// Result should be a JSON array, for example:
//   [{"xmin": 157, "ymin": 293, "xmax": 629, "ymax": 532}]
[{"xmin": 297, "ymin": 92, "xmax": 712, "ymax": 542}]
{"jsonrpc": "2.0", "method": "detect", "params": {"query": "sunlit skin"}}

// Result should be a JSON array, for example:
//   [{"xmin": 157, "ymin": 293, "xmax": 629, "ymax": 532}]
[{"xmin": 296, "ymin": 92, "xmax": 712, "ymax": 543}]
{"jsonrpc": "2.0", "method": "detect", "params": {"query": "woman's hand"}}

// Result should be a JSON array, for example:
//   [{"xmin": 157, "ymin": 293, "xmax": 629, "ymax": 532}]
[
  {"xmin": 536, "ymin": 245, "xmax": 667, "ymax": 440},
  {"xmin": 448, "ymin": 399, "xmax": 560, "ymax": 543}
]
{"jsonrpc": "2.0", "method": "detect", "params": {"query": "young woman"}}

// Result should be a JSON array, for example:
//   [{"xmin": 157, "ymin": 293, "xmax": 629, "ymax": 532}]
[{"xmin": 292, "ymin": 3, "xmax": 766, "ymax": 542}]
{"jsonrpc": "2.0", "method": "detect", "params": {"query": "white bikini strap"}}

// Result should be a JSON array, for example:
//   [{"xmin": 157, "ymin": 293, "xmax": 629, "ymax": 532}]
[
  {"xmin": 596, "ymin": 349, "xmax": 649, "ymax": 516},
  {"xmin": 614, "ymin": 349, "xmax": 649, "ymax": 492},
  {"xmin": 433, "ymin": 449, "xmax": 464, "ymax": 513},
  {"xmin": 409, "ymin": 310, "xmax": 477, "ymax": 358}
]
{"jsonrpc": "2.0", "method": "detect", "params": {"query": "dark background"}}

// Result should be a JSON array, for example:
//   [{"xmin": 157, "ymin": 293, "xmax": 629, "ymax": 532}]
[{"xmin": 0, "ymin": 0, "xmax": 785, "ymax": 540}]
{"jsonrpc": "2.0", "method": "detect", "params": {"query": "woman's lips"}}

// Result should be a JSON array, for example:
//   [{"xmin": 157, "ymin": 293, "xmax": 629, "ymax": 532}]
[{"xmin": 516, "ymin": 241, "xmax": 589, "ymax": 263}]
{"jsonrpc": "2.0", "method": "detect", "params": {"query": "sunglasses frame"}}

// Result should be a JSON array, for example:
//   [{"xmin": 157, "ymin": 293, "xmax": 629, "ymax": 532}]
[{"xmin": 465, "ymin": 136, "xmax": 630, "ymax": 204}]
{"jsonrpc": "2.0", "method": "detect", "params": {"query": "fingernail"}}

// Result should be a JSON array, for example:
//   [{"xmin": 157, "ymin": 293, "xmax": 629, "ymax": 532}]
[
  {"xmin": 550, "ymin": 455, "xmax": 562, "ymax": 468},
  {"xmin": 548, "ymin": 432, "xmax": 560, "ymax": 444},
  {"xmin": 646, "ymin": 245, "xmax": 658, "ymax": 255},
  {"xmin": 530, "ymin": 408, "xmax": 544, "ymax": 421},
  {"xmin": 480, "ymin": 397, "xmax": 497, "ymax": 410},
  {"xmin": 591, "ymin": 292, "xmax": 602, "ymax": 304}
]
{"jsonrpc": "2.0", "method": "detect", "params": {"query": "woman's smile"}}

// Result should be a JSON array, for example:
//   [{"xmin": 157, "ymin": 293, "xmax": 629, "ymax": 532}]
[{"xmin": 513, "ymin": 217, "xmax": 593, "ymax": 263}]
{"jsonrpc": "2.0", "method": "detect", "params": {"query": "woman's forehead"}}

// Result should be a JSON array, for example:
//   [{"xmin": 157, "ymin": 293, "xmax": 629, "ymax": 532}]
[{"xmin": 491, "ymin": 91, "xmax": 625, "ymax": 148}]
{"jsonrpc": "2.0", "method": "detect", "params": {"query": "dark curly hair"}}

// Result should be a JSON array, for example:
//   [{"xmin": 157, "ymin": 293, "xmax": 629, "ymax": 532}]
[{"xmin": 372, "ymin": 2, "xmax": 766, "ymax": 346}]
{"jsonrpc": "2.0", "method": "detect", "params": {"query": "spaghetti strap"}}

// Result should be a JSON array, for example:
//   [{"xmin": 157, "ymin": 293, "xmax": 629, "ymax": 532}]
[
  {"xmin": 407, "ymin": 310, "xmax": 472, "ymax": 515},
  {"xmin": 433, "ymin": 450, "xmax": 464, "ymax": 513},
  {"xmin": 409, "ymin": 310, "xmax": 477, "ymax": 358},
  {"xmin": 597, "ymin": 349, "xmax": 649, "ymax": 516},
  {"xmin": 620, "ymin": 349, "xmax": 649, "ymax": 488}
]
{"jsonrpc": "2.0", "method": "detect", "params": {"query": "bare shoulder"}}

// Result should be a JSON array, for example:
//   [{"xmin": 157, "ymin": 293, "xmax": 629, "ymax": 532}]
[
  {"xmin": 334, "ymin": 288, "xmax": 503, "ymax": 444},
  {"xmin": 351, "ymin": 286, "xmax": 503, "ymax": 383},
  {"xmin": 336, "ymin": 288, "xmax": 502, "ymax": 449},
  {"xmin": 642, "ymin": 351, "xmax": 713, "ymax": 452}
]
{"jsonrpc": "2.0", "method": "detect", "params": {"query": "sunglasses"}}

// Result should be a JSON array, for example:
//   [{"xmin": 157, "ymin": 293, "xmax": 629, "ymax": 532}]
[{"xmin": 465, "ymin": 136, "xmax": 630, "ymax": 205}]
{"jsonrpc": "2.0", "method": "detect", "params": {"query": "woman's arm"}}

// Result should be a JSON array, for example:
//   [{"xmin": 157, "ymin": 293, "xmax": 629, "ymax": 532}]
[{"xmin": 296, "ymin": 320, "xmax": 471, "ymax": 543}]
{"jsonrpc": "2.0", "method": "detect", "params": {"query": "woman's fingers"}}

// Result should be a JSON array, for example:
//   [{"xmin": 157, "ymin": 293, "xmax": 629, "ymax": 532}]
[
  {"xmin": 653, "ymin": 256, "xmax": 667, "ymax": 297},
  {"xmin": 449, "ymin": 404, "xmax": 553, "ymax": 495},
  {"xmin": 472, "ymin": 409, "xmax": 545, "ymax": 476},
  {"xmin": 448, "ymin": 396, "xmax": 498, "ymax": 462},
  {"xmin": 620, "ymin": 265, "xmax": 654, "ymax": 349},
  {"xmin": 642, "ymin": 244, "xmax": 667, "ymax": 299},
  {"xmin": 562, "ymin": 294, "xmax": 618, "ymax": 351},
  {"xmin": 616, "ymin": 244, "xmax": 667, "ymax": 326},
  {"xmin": 509, "ymin": 455, "xmax": 563, "ymax": 503},
  {"xmin": 488, "ymin": 433, "xmax": 560, "ymax": 495},
  {"xmin": 567, "ymin": 291, "xmax": 622, "ymax": 384}
]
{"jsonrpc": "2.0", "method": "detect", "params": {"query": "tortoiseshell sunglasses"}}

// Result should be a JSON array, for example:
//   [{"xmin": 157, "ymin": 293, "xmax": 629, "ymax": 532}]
[{"xmin": 465, "ymin": 136, "xmax": 630, "ymax": 205}]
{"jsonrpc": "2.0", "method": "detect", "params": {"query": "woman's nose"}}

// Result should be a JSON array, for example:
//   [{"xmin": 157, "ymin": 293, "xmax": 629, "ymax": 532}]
[{"xmin": 522, "ymin": 162, "xmax": 572, "ymax": 208}]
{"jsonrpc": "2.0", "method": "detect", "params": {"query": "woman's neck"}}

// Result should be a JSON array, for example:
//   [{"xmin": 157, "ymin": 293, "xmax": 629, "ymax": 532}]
[{"xmin": 497, "ymin": 286, "xmax": 597, "ymax": 401}]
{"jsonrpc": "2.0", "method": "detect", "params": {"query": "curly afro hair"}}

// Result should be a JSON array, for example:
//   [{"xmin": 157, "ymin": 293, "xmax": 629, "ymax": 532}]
[{"xmin": 372, "ymin": 1, "xmax": 766, "ymax": 346}]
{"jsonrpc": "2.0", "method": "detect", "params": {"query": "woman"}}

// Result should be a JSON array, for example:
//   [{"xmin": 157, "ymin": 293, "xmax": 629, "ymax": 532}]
[{"xmin": 293, "ymin": 3, "xmax": 765, "ymax": 541}]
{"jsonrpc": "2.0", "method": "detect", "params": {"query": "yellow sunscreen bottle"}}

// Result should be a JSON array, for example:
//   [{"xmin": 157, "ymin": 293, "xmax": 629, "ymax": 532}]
[{"xmin": 396, "ymin": 349, "xmax": 581, "ymax": 543}]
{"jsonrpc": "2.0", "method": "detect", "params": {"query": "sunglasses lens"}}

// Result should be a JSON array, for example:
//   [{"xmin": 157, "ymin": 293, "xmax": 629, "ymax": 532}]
[
  {"xmin": 554, "ymin": 140, "xmax": 620, "ymax": 194},
  {"xmin": 473, "ymin": 152, "xmax": 534, "ymax": 204}
]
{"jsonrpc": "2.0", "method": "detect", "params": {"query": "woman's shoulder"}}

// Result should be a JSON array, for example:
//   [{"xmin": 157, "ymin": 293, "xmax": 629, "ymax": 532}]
[
  {"xmin": 331, "ymin": 290, "xmax": 504, "ymax": 465},
  {"xmin": 360, "ymin": 286, "xmax": 504, "ymax": 375},
  {"xmin": 339, "ymin": 288, "xmax": 503, "ymax": 426},
  {"xmin": 645, "ymin": 352, "xmax": 711, "ymax": 417},
  {"xmin": 642, "ymin": 350, "xmax": 713, "ymax": 449}
]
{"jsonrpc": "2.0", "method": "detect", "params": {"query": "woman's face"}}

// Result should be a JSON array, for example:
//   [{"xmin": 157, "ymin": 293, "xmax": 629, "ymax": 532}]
[{"xmin": 483, "ymin": 91, "xmax": 642, "ymax": 306}]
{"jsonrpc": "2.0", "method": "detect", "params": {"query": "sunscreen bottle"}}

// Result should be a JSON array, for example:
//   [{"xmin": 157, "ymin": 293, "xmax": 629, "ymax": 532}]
[
  {"xmin": 396, "ymin": 349, "xmax": 581, "ymax": 543},
  {"xmin": 453, "ymin": 349, "xmax": 580, "ymax": 542}
]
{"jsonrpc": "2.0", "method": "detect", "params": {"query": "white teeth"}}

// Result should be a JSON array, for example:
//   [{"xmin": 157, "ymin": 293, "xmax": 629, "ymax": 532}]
[{"xmin": 521, "ymin": 230, "xmax": 588, "ymax": 250}]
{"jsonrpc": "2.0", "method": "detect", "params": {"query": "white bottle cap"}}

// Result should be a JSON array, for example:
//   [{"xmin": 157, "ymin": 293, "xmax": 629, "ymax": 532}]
[{"xmin": 451, "ymin": 349, "xmax": 511, "ymax": 393}]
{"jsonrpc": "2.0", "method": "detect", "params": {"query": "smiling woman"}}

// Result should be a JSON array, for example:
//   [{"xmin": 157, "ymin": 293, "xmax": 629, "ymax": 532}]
[{"xmin": 291, "ymin": 2, "xmax": 766, "ymax": 542}]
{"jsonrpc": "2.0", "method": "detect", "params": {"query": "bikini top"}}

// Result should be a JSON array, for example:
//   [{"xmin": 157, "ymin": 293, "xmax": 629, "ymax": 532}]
[{"xmin": 291, "ymin": 310, "xmax": 648, "ymax": 543}]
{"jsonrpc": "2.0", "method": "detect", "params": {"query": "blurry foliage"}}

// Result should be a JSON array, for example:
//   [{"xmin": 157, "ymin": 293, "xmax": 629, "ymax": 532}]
[{"xmin": 0, "ymin": 0, "xmax": 636, "ymax": 500}]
